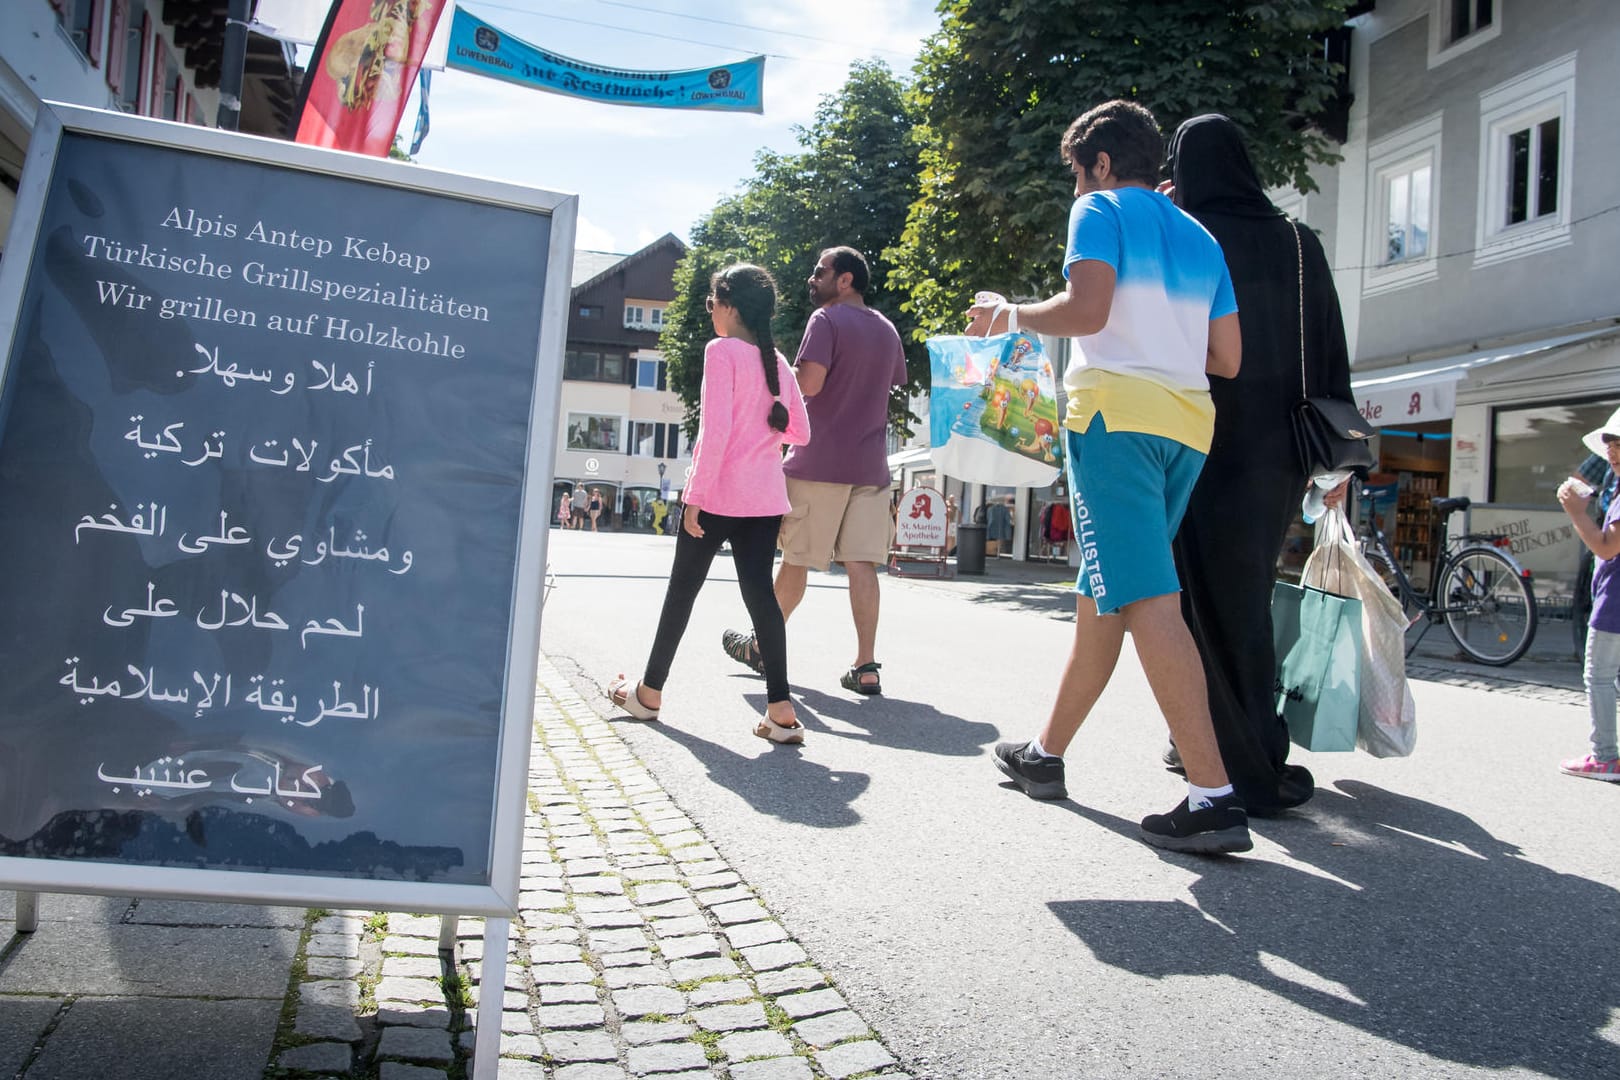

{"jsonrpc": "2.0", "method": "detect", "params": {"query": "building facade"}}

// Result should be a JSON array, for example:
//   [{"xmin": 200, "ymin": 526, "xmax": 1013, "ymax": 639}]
[
  {"xmin": 554, "ymin": 234, "xmax": 691, "ymax": 532},
  {"xmin": 1291, "ymin": 0, "xmax": 1619, "ymax": 612},
  {"xmin": 1, "ymin": 0, "xmax": 298, "ymax": 248}
]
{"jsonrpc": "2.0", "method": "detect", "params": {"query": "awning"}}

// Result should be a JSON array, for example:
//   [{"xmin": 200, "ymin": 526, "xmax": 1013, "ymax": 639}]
[
  {"xmin": 887, "ymin": 446, "xmax": 934, "ymax": 472},
  {"xmin": 1350, "ymin": 327, "xmax": 1617, "ymax": 426}
]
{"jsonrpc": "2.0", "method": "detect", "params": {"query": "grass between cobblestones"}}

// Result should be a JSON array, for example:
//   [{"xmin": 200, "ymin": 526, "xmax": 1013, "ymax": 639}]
[
  {"xmin": 490, "ymin": 668, "xmax": 912, "ymax": 1078},
  {"xmin": 689, "ymin": 1026, "xmax": 725, "ymax": 1063},
  {"xmin": 261, "ymin": 908, "xmax": 317, "ymax": 1079}
]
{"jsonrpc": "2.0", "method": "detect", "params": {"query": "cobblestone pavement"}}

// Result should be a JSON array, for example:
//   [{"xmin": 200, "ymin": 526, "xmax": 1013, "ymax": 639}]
[{"xmin": 265, "ymin": 657, "xmax": 909, "ymax": 1079}]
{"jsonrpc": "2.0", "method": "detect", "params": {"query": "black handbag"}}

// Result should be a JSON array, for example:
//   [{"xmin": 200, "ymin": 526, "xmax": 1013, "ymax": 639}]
[{"xmin": 1288, "ymin": 223, "xmax": 1374, "ymax": 476}]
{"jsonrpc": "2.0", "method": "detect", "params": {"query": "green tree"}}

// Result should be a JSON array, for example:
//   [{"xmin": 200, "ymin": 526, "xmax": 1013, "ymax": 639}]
[
  {"xmin": 891, "ymin": 0, "xmax": 1349, "ymax": 339},
  {"xmin": 662, "ymin": 60, "xmax": 927, "ymax": 436}
]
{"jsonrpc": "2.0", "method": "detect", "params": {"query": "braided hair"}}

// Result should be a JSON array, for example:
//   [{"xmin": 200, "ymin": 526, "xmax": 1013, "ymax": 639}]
[{"xmin": 712, "ymin": 264, "xmax": 789, "ymax": 433}]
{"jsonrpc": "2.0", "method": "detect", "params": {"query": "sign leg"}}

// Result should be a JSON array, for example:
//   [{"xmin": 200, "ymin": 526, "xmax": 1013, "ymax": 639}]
[
  {"xmin": 470, "ymin": 916, "xmax": 510, "ymax": 1080},
  {"xmin": 14, "ymin": 891, "xmax": 38, "ymax": 933},
  {"xmin": 438, "ymin": 914, "xmax": 458, "ymax": 953}
]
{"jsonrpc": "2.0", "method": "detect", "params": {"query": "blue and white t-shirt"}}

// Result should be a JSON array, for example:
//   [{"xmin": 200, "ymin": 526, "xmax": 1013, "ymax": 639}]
[{"xmin": 1061, "ymin": 187, "xmax": 1237, "ymax": 451}]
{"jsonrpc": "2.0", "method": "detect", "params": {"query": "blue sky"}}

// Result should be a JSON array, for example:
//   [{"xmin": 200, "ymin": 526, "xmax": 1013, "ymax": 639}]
[{"xmin": 402, "ymin": 1, "xmax": 941, "ymax": 255}]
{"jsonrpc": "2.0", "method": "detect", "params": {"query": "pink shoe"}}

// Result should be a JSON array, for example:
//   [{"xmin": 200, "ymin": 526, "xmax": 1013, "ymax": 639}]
[{"xmin": 1558, "ymin": 754, "xmax": 1620, "ymax": 782}]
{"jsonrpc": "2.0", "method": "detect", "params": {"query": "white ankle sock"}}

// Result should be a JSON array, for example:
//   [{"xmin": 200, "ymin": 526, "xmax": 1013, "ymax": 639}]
[
  {"xmin": 1188, "ymin": 782, "xmax": 1233, "ymax": 810},
  {"xmin": 1029, "ymin": 737, "xmax": 1058, "ymax": 760}
]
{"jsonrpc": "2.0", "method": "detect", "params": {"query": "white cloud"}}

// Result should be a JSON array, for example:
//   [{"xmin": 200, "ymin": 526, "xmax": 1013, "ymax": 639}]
[{"xmin": 574, "ymin": 215, "xmax": 620, "ymax": 253}]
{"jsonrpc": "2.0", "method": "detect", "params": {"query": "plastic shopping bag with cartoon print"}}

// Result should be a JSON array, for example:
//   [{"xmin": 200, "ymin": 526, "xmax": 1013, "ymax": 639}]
[{"xmin": 927, "ymin": 331, "xmax": 1061, "ymax": 487}]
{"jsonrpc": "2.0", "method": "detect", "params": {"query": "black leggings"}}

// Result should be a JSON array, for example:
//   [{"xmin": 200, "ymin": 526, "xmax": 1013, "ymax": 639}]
[{"xmin": 643, "ymin": 510, "xmax": 789, "ymax": 703}]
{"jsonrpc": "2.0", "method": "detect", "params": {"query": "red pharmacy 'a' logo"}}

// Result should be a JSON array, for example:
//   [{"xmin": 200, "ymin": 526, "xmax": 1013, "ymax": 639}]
[{"xmin": 909, "ymin": 493, "xmax": 933, "ymax": 519}]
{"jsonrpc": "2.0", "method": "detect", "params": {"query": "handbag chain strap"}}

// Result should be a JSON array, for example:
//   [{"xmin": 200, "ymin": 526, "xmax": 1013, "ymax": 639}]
[{"xmin": 1293, "ymin": 221, "xmax": 1307, "ymax": 399}]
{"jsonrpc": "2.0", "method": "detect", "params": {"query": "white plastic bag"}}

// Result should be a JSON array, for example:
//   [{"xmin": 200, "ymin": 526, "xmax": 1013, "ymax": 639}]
[{"xmin": 1300, "ymin": 506, "xmax": 1418, "ymax": 757}]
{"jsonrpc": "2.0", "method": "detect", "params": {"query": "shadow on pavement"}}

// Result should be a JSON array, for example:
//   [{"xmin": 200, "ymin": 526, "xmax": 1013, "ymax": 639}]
[
  {"xmin": 635, "ymin": 720, "xmax": 869, "ymax": 830},
  {"xmin": 785, "ymin": 687, "xmax": 997, "ymax": 758},
  {"xmin": 956, "ymin": 582, "xmax": 1075, "ymax": 619},
  {"xmin": 1044, "ymin": 781, "xmax": 1620, "ymax": 1079}
]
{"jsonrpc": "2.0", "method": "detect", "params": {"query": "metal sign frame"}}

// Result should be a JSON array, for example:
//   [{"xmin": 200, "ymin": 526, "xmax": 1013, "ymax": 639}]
[{"xmin": 0, "ymin": 101, "xmax": 575, "ymax": 919}]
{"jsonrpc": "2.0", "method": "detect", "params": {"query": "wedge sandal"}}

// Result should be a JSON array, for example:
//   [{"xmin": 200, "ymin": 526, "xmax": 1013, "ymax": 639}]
[
  {"xmin": 840, "ymin": 661, "xmax": 882, "ymax": 696},
  {"xmin": 607, "ymin": 676, "xmax": 659, "ymax": 721},
  {"xmin": 754, "ymin": 715, "xmax": 805, "ymax": 744}
]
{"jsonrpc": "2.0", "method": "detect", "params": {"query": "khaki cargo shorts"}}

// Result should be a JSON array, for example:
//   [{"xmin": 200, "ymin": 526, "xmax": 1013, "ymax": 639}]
[{"xmin": 779, "ymin": 477, "xmax": 894, "ymax": 571}]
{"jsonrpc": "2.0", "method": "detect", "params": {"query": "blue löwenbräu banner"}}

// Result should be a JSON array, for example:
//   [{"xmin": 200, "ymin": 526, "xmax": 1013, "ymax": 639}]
[{"xmin": 445, "ymin": 7, "xmax": 765, "ymax": 113}]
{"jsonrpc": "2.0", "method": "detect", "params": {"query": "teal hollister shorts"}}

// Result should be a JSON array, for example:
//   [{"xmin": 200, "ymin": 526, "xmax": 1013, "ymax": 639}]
[{"xmin": 1065, "ymin": 415, "xmax": 1207, "ymax": 615}]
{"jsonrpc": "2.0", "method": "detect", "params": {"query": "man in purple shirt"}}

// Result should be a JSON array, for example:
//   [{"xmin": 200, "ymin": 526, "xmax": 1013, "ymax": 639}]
[{"xmin": 723, "ymin": 246, "xmax": 908, "ymax": 694}]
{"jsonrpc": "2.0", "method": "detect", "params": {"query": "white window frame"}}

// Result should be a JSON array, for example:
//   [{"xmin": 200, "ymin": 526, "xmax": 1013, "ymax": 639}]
[
  {"xmin": 1427, "ymin": 0, "xmax": 1501, "ymax": 69},
  {"xmin": 623, "ymin": 301, "xmax": 666, "ymax": 332},
  {"xmin": 634, "ymin": 354, "xmax": 665, "ymax": 391},
  {"xmin": 1473, "ymin": 53, "xmax": 1575, "ymax": 270},
  {"xmin": 1363, "ymin": 112, "xmax": 1443, "ymax": 297}
]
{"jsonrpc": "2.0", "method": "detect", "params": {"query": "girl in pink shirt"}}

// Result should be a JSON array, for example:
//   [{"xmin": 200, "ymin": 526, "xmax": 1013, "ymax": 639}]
[{"xmin": 609, "ymin": 264, "xmax": 811, "ymax": 742}]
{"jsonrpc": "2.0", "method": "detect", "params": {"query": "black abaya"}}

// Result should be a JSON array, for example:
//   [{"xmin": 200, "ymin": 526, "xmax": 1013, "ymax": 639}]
[{"xmin": 1167, "ymin": 115, "xmax": 1355, "ymax": 814}]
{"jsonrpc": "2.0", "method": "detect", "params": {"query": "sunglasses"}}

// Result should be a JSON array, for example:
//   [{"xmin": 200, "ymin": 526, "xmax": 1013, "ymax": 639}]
[
  {"xmin": 1603, "ymin": 432, "xmax": 1620, "ymax": 445},
  {"xmin": 810, "ymin": 266, "xmax": 832, "ymax": 278},
  {"xmin": 705, "ymin": 296, "xmax": 722, "ymax": 312}
]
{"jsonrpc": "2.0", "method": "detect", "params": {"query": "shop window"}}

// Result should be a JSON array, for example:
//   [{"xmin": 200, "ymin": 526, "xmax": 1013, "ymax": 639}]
[
  {"xmin": 1474, "ymin": 55, "xmax": 1575, "ymax": 268},
  {"xmin": 629, "ymin": 421, "xmax": 682, "ymax": 458},
  {"xmin": 1364, "ymin": 114, "xmax": 1441, "ymax": 296},
  {"xmin": 1491, "ymin": 398, "xmax": 1620, "ymax": 505},
  {"xmin": 1428, "ymin": 0, "xmax": 1500, "ymax": 67},
  {"xmin": 630, "ymin": 421, "xmax": 656, "ymax": 458},
  {"xmin": 565, "ymin": 413, "xmax": 622, "ymax": 453}
]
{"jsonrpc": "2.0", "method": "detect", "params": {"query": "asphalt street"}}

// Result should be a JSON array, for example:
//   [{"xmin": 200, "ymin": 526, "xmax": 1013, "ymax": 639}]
[{"xmin": 539, "ymin": 528, "xmax": 1620, "ymax": 1080}]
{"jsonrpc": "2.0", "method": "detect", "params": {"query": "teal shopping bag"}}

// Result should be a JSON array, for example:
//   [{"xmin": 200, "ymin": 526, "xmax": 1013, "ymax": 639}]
[{"xmin": 1272, "ymin": 581, "xmax": 1363, "ymax": 752}]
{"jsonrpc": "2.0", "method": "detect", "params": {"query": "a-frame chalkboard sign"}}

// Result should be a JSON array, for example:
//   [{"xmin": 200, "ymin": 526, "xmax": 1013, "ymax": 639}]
[{"xmin": 0, "ymin": 102, "xmax": 575, "ymax": 1076}]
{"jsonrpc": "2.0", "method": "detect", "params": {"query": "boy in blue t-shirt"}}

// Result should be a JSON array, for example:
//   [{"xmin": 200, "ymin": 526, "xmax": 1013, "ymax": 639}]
[{"xmin": 966, "ymin": 99, "xmax": 1248, "ymax": 854}]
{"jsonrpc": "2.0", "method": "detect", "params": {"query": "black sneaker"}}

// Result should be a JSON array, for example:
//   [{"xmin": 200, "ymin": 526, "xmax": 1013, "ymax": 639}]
[
  {"xmin": 1139, "ymin": 794, "xmax": 1253, "ymax": 855},
  {"xmin": 993, "ymin": 741, "xmax": 1067, "ymax": 800}
]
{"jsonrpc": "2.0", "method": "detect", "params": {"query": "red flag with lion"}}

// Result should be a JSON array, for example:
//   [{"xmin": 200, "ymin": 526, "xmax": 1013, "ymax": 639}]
[{"xmin": 291, "ymin": 0, "xmax": 448, "ymax": 156}]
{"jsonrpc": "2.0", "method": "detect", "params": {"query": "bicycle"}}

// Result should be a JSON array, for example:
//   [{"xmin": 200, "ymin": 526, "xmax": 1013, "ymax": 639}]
[{"xmin": 1359, "ymin": 493, "xmax": 1538, "ymax": 666}]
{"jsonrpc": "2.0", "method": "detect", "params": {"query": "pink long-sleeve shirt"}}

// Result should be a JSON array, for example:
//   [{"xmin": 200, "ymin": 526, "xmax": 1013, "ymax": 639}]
[{"xmin": 681, "ymin": 337, "xmax": 811, "ymax": 518}]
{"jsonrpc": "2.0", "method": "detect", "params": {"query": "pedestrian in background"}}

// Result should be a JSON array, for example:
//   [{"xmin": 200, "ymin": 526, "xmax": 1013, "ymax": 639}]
[
  {"xmin": 588, "ymin": 488, "xmax": 604, "ymax": 532},
  {"xmin": 608, "ymin": 264, "xmax": 811, "ymax": 743},
  {"xmin": 557, "ymin": 489, "xmax": 572, "ymax": 530},
  {"xmin": 722, "ymin": 246, "xmax": 908, "ymax": 696},
  {"xmin": 1556, "ymin": 407, "xmax": 1620, "ymax": 781},
  {"xmin": 1162, "ymin": 113, "xmax": 1356, "ymax": 815},
  {"xmin": 572, "ymin": 486, "xmax": 588, "ymax": 530},
  {"xmin": 968, "ymin": 99, "xmax": 1250, "ymax": 854}
]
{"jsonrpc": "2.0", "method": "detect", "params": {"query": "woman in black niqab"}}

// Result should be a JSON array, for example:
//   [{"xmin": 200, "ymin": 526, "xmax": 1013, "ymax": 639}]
[{"xmin": 1166, "ymin": 114, "xmax": 1356, "ymax": 815}]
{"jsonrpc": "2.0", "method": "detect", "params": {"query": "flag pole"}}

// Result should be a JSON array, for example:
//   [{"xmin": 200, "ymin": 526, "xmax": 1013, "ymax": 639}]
[{"xmin": 215, "ymin": 0, "xmax": 252, "ymax": 130}]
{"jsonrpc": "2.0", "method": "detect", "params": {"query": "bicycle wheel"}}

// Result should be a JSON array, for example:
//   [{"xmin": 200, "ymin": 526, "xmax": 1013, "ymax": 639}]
[{"xmin": 1442, "ymin": 547, "xmax": 1537, "ymax": 665}]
